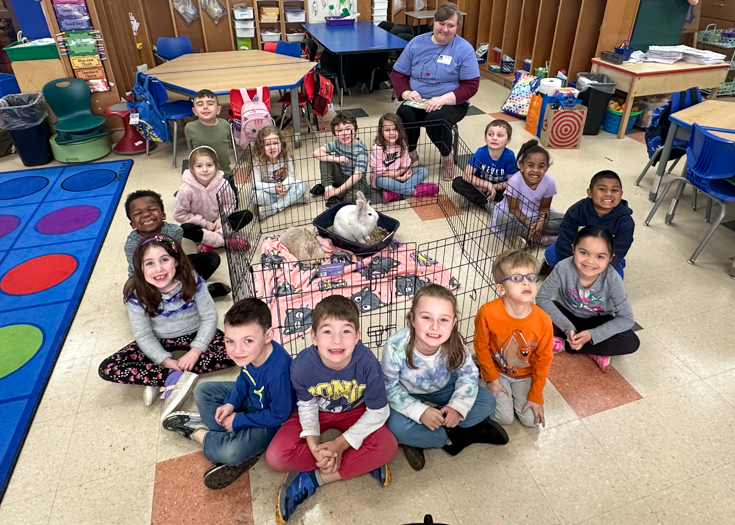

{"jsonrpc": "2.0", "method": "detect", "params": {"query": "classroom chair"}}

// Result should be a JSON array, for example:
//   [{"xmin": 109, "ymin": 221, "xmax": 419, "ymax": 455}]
[
  {"xmin": 304, "ymin": 37, "xmax": 341, "ymax": 105},
  {"xmin": 644, "ymin": 124, "xmax": 735, "ymax": 265},
  {"xmin": 263, "ymin": 42, "xmax": 278, "ymax": 53},
  {"xmin": 276, "ymin": 72, "xmax": 315, "ymax": 133},
  {"xmin": 155, "ymin": 36, "xmax": 193, "ymax": 62},
  {"xmin": 635, "ymin": 87, "xmax": 702, "ymax": 191},
  {"xmin": 275, "ymin": 41, "xmax": 301, "ymax": 58}
]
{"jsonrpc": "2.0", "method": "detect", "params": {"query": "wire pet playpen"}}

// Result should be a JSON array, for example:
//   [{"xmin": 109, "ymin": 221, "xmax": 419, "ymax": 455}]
[{"xmin": 218, "ymin": 121, "xmax": 543, "ymax": 357}]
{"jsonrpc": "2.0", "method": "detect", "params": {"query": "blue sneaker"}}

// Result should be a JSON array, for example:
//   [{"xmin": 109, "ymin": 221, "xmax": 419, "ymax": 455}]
[
  {"xmin": 369, "ymin": 464, "xmax": 392, "ymax": 487},
  {"xmin": 276, "ymin": 470, "xmax": 319, "ymax": 524}
]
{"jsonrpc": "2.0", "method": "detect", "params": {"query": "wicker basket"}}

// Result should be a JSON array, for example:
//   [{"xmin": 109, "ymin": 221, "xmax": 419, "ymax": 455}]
[{"xmin": 602, "ymin": 107, "xmax": 643, "ymax": 135}]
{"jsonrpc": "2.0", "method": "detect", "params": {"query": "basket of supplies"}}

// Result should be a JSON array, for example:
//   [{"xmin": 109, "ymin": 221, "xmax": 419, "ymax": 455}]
[
  {"xmin": 325, "ymin": 16, "xmax": 356, "ymax": 26},
  {"xmin": 260, "ymin": 29, "xmax": 281, "ymax": 42},
  {"xmin": 500, "ymin": 57, "xmax": 514, "ymax": 74},
  {"xmin": 602, "ymin": 101, "xmax": 643, "ymax": 135},
  {"xmin": 232, "ymin": 3, "xmax": 254, "ymax": 19},
  {"xmin": 286, "ymin": 30, "xmax": 306, "ymax": 43},
  {"xmin": 285, "ymin": 8, "xmax": 306, "ymax": 22},
  {"xmin": 699, "ymin": 24, "xmax": 722, "ymax": 43}
]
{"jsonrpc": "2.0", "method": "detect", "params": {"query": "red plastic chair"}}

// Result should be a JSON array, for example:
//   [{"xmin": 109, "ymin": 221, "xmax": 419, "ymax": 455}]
[
  {"xmin": 263, "ymin": 42, "xmax": 278, "ymax": 53},
  {"xmin": 276, "ymin": 72, "xmax": 314, "ymax": 132}
]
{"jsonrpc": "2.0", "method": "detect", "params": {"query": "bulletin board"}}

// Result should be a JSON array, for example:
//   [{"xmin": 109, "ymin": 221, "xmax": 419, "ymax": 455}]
[{"xmin": 629, "ymin": 0, "xmax": 691, "ymax": 51}]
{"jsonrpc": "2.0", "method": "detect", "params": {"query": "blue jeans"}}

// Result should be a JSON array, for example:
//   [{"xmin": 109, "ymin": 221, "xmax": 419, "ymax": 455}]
[
  {"xmin": 545, "ymin": 244, "xmax": 626, "ymax": 279},
  {"xmin": 375, "ymin": 167, "xmax": 428, "ymax": 195},
  {"xmin": 386, "ymin": 378, "xmax": 496, "ymax": 449},
  {"xmin": 194, "ymin": 382, "xmax": 280, "ymax": 466}
]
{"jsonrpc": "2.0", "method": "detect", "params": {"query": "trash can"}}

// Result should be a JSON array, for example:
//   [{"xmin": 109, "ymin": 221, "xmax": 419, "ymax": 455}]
[
  {"xmin": 0, "ymin": 92, "xmax": 53, "ymax": 166},
  {"xmin": 577, "ymin": 73, "xmax": 617, "ymax": 136}
]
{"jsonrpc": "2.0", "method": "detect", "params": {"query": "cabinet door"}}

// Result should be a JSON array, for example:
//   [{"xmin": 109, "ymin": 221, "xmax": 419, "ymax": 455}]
[{"xmin": 702, "ymin": 0, "xmax": 735, "ymax": 22}]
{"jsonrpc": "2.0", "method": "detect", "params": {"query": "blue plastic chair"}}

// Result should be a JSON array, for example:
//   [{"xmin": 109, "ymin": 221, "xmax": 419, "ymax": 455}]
[
  {"xmin": 275, "ymin": 41, "xmax": 301, "ymax": 58},
  {"xmin": 644, "ymin": 123, "xmax": 735, "ymax": 266},
  {"xmin": 156, "ymin": 36, "xmax": 194, "ymax": 62}
]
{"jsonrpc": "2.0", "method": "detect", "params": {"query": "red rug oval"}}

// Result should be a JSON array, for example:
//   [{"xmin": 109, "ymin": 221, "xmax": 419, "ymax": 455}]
[{"xmin": 1, "ymin": 254, "xmax": 77, "ymax": 295}]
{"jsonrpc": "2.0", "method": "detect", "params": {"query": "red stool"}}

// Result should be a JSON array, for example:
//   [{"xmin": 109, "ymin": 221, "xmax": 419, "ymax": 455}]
[{"xmin": 104, "ymin": 102, "xmax": 150, "ymax": 155}]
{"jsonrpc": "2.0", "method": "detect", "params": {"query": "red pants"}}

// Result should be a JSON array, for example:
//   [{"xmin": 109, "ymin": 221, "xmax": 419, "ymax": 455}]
[{"xmin": 266, "ymin": 405, "xmax": 397, "ymax": 480}]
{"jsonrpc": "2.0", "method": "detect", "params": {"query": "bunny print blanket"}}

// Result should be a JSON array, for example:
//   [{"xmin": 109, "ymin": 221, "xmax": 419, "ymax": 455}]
[{"xmin": 253, "ymin": 234, "xmax": 460, "ymax": 345}]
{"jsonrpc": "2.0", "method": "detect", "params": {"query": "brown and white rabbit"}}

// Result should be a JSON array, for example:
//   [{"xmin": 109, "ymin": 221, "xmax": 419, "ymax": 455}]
[
  {"xmin": 333, "ymin": 191, "xmax": 379, "ymax": 244},
  {"xmin": 280, "ymin": 225, "xmax": 325, "ymax": 260}
]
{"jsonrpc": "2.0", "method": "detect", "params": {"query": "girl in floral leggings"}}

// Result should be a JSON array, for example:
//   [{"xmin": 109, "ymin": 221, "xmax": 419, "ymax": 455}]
[{"xmin": 98, "ymin": 236, "xmax": 234, "ymax": 418}]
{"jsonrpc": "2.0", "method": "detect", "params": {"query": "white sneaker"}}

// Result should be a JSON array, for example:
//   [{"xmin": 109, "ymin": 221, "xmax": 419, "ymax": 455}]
[
  {"xmin": 160, "ymin": 371, "xmax": 199, "ymax": 421},
  {"xmin": 143, "ymin": 385, "xmax": 159, "ymax": 407}
]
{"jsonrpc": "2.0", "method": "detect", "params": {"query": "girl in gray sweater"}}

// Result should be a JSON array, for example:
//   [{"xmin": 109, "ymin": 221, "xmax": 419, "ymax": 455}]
[
  {"xmin": 98, "ymin": 236, "xmax": 234, "ymax": 415},
  {"xmin": 537, "ymin": 226, "xmax": 639, "ymax": 372}
]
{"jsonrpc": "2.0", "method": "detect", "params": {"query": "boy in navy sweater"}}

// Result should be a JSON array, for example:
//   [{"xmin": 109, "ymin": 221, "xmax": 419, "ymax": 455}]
[
  {"xmin": 162, "ymin": 298, "xmax": 295, "ymax": 489},
  {"xmin": 543, "ymin": 170, "xmax": 634, "ymax": 278},
  {"xmin": 266, "ymin": 295, "xmax": 397, "ymax": 524}
]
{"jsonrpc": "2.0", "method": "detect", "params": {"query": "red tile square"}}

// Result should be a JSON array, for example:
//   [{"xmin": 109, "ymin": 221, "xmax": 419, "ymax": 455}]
[
  {"xmin": 409, "ymin": 194, "xmax": 461, "ymax": 220},
  {"xmin": 488, "ymin": 111, "xmax": 522, "ymax": 122},
  {"xmin": 548, "ymin": 351, "xmax": 642, "ymax": 418},
  {"xmin": 152, "ymin": 452, "xmax": 254, "ymax": 525},
  {"xmin": 627, "ymin": 130, "xmax": 646, "ymax": 144}
]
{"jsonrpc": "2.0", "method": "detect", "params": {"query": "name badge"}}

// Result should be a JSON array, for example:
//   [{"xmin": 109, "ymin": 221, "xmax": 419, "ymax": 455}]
[{"xmin": 437, "ymin": 55, "xmax": 453, "ymax": 65}]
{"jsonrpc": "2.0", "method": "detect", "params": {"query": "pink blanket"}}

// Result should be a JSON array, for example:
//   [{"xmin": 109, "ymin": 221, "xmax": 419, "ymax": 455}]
[{"xmin": 253, "ymin": 235, "xmax": 459, "ymax": 344}]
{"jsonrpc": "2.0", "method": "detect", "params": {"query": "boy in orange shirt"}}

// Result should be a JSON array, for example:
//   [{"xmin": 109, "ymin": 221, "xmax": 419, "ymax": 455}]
[{"xmin": 474, "ymin": 249, "xmax": 554, "ymax": 427}]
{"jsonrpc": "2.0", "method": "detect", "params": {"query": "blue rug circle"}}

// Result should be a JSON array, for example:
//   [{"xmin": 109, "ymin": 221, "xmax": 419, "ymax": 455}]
[
  {"xmin": 0, "ymin": 176, "xmax": 49, "ymax": 200},
  {"xmin": 61, "ymin": 169, "xmax": 117, "ymax": 192}
]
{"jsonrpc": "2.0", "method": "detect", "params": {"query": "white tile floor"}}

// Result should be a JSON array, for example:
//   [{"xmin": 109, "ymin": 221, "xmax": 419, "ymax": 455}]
[{"xmin": 2, "ymin": 80, "xmax": 735, "ymax": 525}]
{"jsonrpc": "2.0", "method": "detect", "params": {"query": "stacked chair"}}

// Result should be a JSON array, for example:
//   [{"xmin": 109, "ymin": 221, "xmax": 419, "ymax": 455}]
[{"xmin": 42, "ymin": 78, "xmax": 111, "ymax": 163}]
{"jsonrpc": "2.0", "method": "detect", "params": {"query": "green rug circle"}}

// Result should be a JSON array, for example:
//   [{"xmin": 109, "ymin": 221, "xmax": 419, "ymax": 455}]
[{"xmin": 0, "ymin": 324, "xmax": 43, "ymax": 379}]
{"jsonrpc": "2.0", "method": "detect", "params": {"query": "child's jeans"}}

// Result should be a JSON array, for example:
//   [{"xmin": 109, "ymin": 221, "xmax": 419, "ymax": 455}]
[
  {"xmin": 194, "ymin": 382, "xmax": 280, "ymax": 466},
  {"xmin": 319, "ymin": 161, "xmax": 381, "ymax": 203},
  {"xmin": 490, "ymin": 375, "xmax": 537, "ymax": 427},
  {"xmin": 451, "ymin": 176, "xmax": 505, "ymax": 209},
  {"xmin": 494, "ymin": 209, "xmax": 565, "ymax": 238},
  {"xmin": 375, "ymin": 167, "xmax": 428, "ymax": 195},
  {"xmin": 98, "ymin": 330, "xmax": 234, "ymax": 386},
  {"xmin": 254, "ymin": 180, "xmax": 308, "ymax": 213},
  {"xmin": 545, "ymin": 244, "xmax": 626, "ymax": 279},
  {"xmin": 265, "ymin": 404, "xmax": 398, "ymax": 480},
  {"xmin": 552, "ymin": 301, "xmax": 640, "ymax": 356},
  {"xmin": 386, "ymin": 378, "xmax": 496, "ymax": 449}
]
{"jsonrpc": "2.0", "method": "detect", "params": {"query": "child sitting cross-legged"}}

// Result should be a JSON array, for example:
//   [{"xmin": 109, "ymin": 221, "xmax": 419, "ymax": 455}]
[
  {"xmin": 98, "ymin": 236, "xmax": 234, "ymax": 416},
  {"xmin": 537, "ymin": 226, "xmax": 640, "ymax": 373},
  {"xmin": 382, "ymin": 284, "xmax": 509, "ymax": 472},
  {"xmin": 369, "ymin": 112, "xmax": 438, "ymax": 203},
  {"xmin": 475, "ymin": 249, "xmax": 554, "ymax": 428},
  {"xmin": 453, "ymin": 119, "xmax": 516, "ymax": 213},
  {"xmin": 266, "ymin": 295, "xmax": 397, "ymax": 524},
  {"xmin": 162, "ymin": 298, "xmax": 296, "ymax": 489}
]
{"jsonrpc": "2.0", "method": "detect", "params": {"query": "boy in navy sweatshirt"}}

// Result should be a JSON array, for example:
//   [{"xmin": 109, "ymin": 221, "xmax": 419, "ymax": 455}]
[
  {"xmin": 162, "ymin": 298, "xmax": 295, "ymax": 490},
  {"xmin": 543, "ymin": 171, "xmax": 634, "ymax": 278},
  {"xmin": 266, "ymin": 295, "xmax": 397, "ymax": 524}
]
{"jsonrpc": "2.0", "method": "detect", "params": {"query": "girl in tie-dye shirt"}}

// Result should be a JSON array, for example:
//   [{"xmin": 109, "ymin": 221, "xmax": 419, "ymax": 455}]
[{"xmin": 381, "ymin": 284, "xmax": 509, "ymax": 472}]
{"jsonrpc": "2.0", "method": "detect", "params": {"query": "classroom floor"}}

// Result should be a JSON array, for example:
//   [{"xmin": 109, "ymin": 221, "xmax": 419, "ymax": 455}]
[{"xmin": 2, "ymin": 79, "xmax": 735, "ymax": 525}]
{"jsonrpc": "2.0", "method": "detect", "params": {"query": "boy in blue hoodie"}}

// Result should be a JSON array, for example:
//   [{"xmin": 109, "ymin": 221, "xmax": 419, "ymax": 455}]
[
  {"xmin": 162, "ymin": 298, "xmax": 295, "ymax": 490},
  {"xmin": 543, "ymin": 171, "xmax": 634, "ymax": 278}
]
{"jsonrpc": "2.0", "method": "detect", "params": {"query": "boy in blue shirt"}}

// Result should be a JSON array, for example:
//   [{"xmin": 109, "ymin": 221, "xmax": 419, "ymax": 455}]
[
  {"xmin": 266, "ymin": 295, "xmax": 397, "ymax": 524},
  {"xmin": 162, "ymin": 298, "xmax": 295, "ymax": 489},
  {"xmin": 542, "ymin": 170, "xmax": 634, "ymax": 278},
  {"xmin": 453, "ymin": 119, "xmax": 516, "ymax": 212}
]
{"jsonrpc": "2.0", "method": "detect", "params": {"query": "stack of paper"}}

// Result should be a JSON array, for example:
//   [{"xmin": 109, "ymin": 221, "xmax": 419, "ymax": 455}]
[{"xmin": 646, "ymin": 45, "xmax": 725, "ymax": 65}]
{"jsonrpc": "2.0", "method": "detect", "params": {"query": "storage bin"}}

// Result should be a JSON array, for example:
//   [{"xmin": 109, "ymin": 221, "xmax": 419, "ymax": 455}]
[
  {"xmin": 372, "ymin": 8, "xmax": 388, "ymax": 16},
  {"xmin": 286, "ymin": 31, "xmax": 306, "ymax": 43},
  {"xmin": 3, "ymin": 39, "xmax": 60, "ymax": 61},
  {"xmin": 233, "ymin": 19, "xmax": 255, "ymax": 28},
  {"xmin": 236, "ymin": 37, "xmax": 253, "ymax": 50},
  {"xmin": 235, "ymin": 27, "xmax": 255, "ymax": 38},
  {"xmin": 0, "ymin": 74, "xmax": 21, "ymax": 96},
  {"xmin": 373, "ymin": 0, "xmax": 388, "ymax": 8},
  {"xmin": 285, "ymin": 9, "xmax": 306, "ymax": 22},
  {"xmin": 325, "ymin": 16, "xmax": 356, "ymax": 26},
  {"xmin": 602, "ymin": 107, "xmax": 643, "ymax": 135},
  {"xmin": 232, "ymin": 4, "xmax": 254, "ymax": 19},
  {"xmin": 260, "ymin": 31, "xmax": 282, "ymax": 42},
  {"xmin": 313, "ymin": 203, "xmax": 400, "ymax": 256},
  {"xmin": 500, "ymin": 58, "xmax": 514, "ymax": 74}
]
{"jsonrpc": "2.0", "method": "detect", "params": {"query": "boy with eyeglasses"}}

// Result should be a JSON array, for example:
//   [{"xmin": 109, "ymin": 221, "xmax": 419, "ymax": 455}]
[{"xmin": 474, "ymin": 249, "xmax": 554, "ymax": 428}]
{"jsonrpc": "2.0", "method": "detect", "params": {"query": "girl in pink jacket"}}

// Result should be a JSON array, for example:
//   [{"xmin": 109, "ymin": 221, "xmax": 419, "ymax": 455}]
[{"xmin": 174, "ymin": 147, "xmax": 250, "ymax": 251}]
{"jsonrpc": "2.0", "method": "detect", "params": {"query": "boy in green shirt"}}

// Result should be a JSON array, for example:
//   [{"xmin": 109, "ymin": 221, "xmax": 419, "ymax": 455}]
[{"xmin": 185, "ymin": 89, "xmax": 233, "ymax": 176}]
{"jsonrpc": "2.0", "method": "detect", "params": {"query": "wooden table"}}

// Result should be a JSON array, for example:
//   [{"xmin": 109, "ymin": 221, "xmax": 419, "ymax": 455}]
[
  {"xmin": 146, "ymin": 51, "xmax": 315, "ymax": 145},
  {"xmin": 648, "ymin": 100, "xmax": 735, "ymax": 201},
  {"xmin": 590, "ymin": 58, "xmax": 729, "ymax": 139},
  {"xmin": 404, "ymin": 9, "xmax": 467, "ymax": 37}
]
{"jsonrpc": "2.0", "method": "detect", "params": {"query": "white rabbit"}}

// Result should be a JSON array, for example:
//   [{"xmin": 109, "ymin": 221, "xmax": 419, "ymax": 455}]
[
  {"xmin": 333, "ymin": 191, "xmax": 379, "ymax": 244},
  {"xmin": 280, "ymin": 225, "xmax": 325, "ymax": 261}
]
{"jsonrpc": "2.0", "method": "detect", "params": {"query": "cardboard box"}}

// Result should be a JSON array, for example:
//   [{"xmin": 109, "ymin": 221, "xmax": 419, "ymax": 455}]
[{"xmin": 539, "ymin": 104, "xmax": 587, "ymax": 149}]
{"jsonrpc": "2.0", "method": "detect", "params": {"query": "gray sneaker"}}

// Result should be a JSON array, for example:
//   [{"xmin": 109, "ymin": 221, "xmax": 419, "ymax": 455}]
[
  {"xmin": 162, "ymin": 411, "xmax": 207, "ymax": 439},
  {"xmin": 203, "ymin": 455, "xmax": 262, "ymax": 489}
]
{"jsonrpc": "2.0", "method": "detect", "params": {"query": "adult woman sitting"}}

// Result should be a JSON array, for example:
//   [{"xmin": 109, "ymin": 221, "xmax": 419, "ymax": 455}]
[{"xmin": 391, "ymin": 2, "xmax": 480, "ymax": 180}]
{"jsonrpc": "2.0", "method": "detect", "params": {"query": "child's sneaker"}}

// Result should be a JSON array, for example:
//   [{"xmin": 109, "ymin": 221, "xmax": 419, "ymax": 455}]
[
  {"xmin": 144, "ymin": 385, "xmax": 159, "ymax": 407},
  {"xmin": 441, "ymin": 155, "xmax": 455, "ymax": 180},
  {"xmin": 276, "ymin": 471, "xmax": 320, "ymax": 524},
  {"xmin": 227, "ymin": 210, "xmax": 254, "ymax": 232},
  {"xmin": 443, "ymin": 420, "xmax": 509, "ymax": 456},
  {"xmin": 484, "ymin": 200, "xmax": 496, "ymax": 213},
  {"xmin": 325, "ymin": 196, "xmax": 342, "ymax": 208},
  {"xmin": 203, "ymin": 454, "xmax": 261, "ymax": 490},
  {"xmin": 310, "ymin": 183, "xmax": 325, "ymax": 196},
  {"xmin": 383, "ymin": 190, "xmax": 401, "ymax": 203},
  {"xmin": 588, "ymin": 354, "xmax": 611, "ymax": 373},
  {"xmin": 402, "ymin": 445, "xmax": 426, "ymax": 471},
  {"xmin": 226, "ymin": 236, "xmax": 250, "ymax": 251},
  {"xmin": 369, "ymin": 465, "xmax": 392, "ymax": 487},
  {"xmin": 552, "ymin": 336, "xmax": 565, "ymax": 353},
  {"xmin": 160, "ymin": 371, "xmax": 198, "ymax": 421},
  {"xmin": 414, "ymin": 182, "xmax": 439, "ymax": 197},
  {"xmin": 162, "ymin": 411, "xmax": 207, "ymax": 439},
  {"xmin": 197, "ymin": 244, "xmax": 214, "ymax": 253},
  {"xmin": 409, "ymin": 150, "xmax": 419, "ymax": 165}
]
